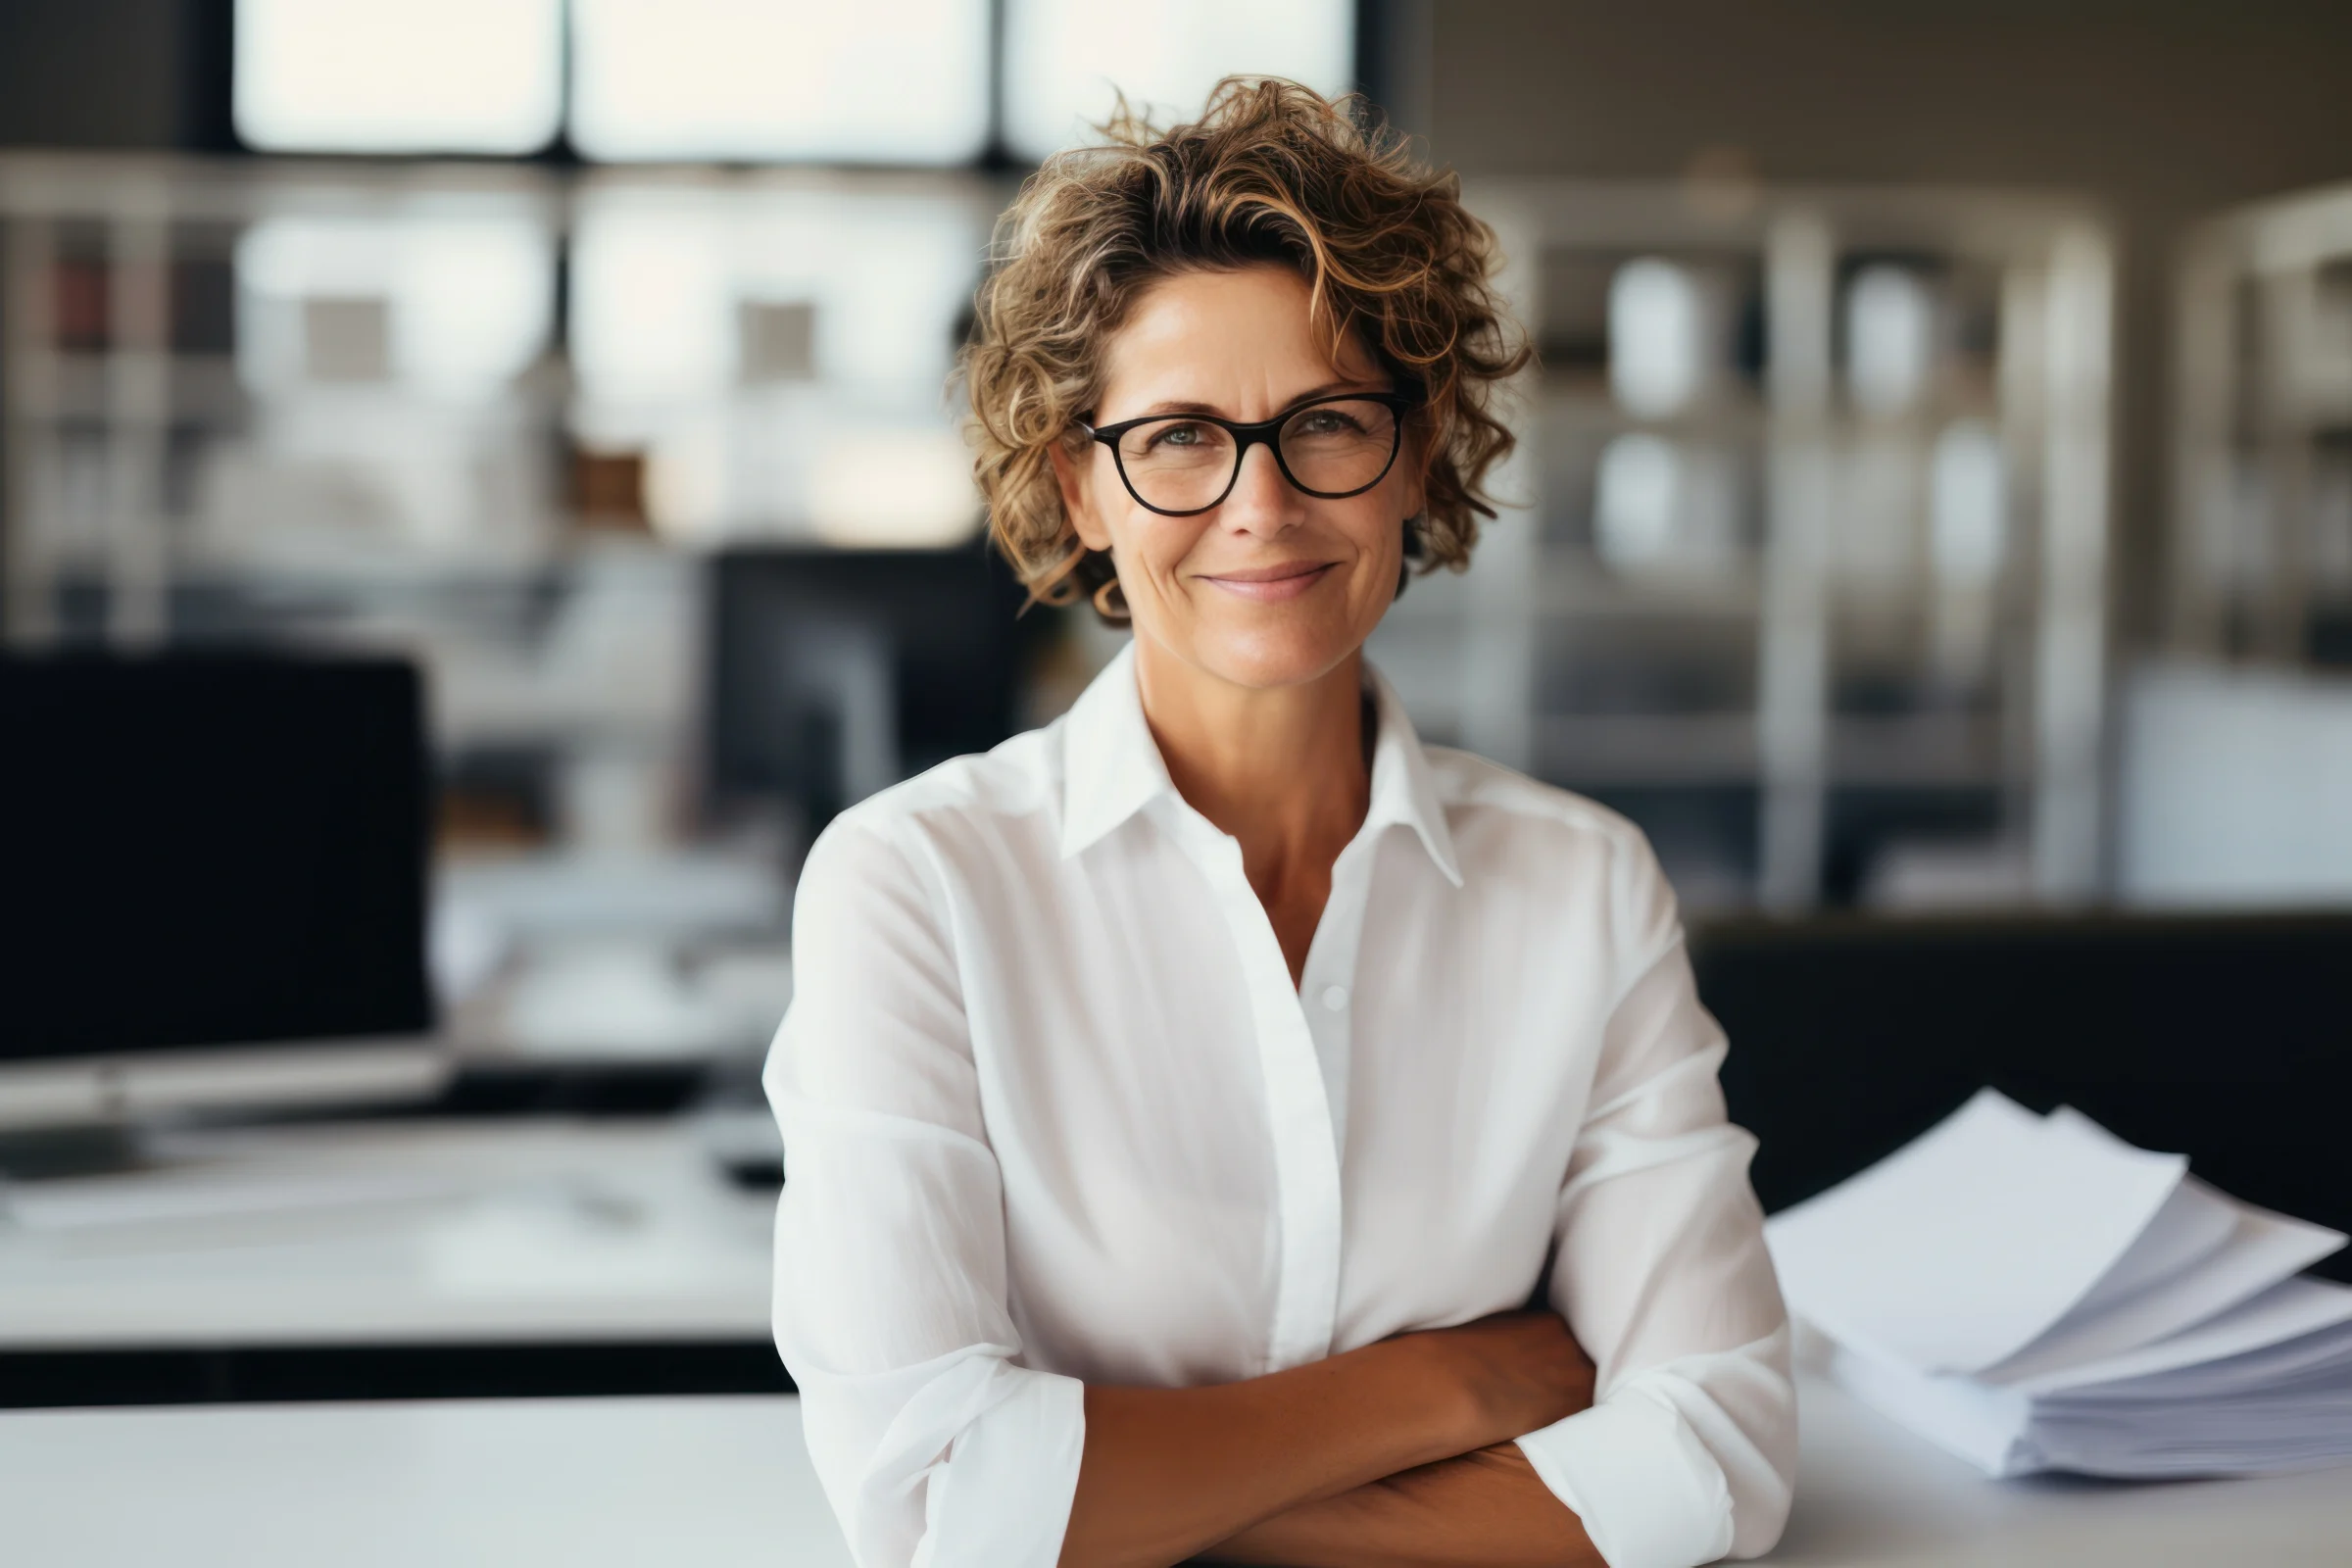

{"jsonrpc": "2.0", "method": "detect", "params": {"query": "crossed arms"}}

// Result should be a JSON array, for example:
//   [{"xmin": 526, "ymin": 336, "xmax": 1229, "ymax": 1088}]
[{"xmin": 1062, "ymin": 1309, "xmax": 1603, "ymax": 1568}]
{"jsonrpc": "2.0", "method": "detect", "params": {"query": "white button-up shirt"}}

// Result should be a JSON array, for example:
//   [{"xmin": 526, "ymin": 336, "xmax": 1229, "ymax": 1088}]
[{"xmin": 767, "ymin": 642, "xmax": 1795, "ymax": 1568}]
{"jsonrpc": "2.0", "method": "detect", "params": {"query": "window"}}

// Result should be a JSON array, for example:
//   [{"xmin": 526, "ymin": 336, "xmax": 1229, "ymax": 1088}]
[
  {"xmin": 1000, "ymin": 0, "xmax": 1354, "ymax": 161},
  {"xmin": 235, "ymin": 0, "xmax": 1358, "ymax": 166},
  {"xmin": 234, "ymin": 0, "xmax": 564, "ymax": 155},
  {"xmin": 567, "ymin": 0, "xmax": 991, "ymax": 165}
]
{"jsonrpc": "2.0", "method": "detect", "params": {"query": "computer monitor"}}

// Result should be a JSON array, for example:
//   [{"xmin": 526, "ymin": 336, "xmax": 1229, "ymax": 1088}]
[
  {"xmin": 706, "ymin": 543, "xmax": 1037, "ymax": 837},
  {"xmin": 0, "ymin": 651, "xmax": 445, "ymax": 1144}
]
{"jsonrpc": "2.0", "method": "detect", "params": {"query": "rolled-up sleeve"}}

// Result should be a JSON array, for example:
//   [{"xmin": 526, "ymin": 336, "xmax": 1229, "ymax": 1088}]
[
  {"xmin": 765, "ymin": 815, "xmax": 1085, "ymax": 1568},
  {"xmin": 1513, "ymin": 836, "xmax": 1796, "ymax": 1568}
]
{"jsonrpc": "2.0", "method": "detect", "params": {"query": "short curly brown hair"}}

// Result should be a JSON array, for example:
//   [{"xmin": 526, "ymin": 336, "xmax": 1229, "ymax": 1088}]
[{"xmin": 959, "ymin": 76, "xmax": 1530, "ymax": 619}]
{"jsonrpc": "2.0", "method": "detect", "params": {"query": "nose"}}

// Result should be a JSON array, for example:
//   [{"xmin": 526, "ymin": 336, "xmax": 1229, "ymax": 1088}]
[{"xmin": 1217, "ymin": 439, "xmax": 1303, "ymax": 537}]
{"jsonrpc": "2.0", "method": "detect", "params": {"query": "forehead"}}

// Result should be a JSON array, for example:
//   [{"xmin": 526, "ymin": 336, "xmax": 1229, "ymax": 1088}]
[{"xmin": 1099, "ymin": 265, "xmax": 1383, "ymax": 407}]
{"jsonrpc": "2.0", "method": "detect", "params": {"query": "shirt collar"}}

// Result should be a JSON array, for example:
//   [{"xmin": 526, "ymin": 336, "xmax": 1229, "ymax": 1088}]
[
  {"xmin": 1056, "ymin": 641, "xmax": 1463, "ymax": 888},
  {"xmin": 1057, "ymin": 641, "xmax": 1173, "ymax": 859},
  {"xmin": 1362, "ymin": 661, "xmax": 1465, "ymax": 887}
]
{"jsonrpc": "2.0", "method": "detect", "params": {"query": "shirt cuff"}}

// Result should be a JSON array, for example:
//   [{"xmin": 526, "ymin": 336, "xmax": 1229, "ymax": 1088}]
[
  {"xmin": 914, "ymin": 1366, "xmax": 1086, "ymax": 1568},
  {"xmin": 1514, "ymin": 1384, "xmax": 1736, "ymax": 1568}
]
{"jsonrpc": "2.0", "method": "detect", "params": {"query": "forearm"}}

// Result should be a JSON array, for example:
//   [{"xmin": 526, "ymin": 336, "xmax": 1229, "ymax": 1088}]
[
  {"xmin": 1199, "ymin": 1443, "xmax": 1600, "ymax": 1568},
  {"xmin": 1056, "ymin": 1335, "xmax": 1480, "ymax": 1568}
]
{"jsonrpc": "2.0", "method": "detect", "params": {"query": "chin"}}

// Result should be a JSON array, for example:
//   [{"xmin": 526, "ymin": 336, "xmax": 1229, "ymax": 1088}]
[{"xmin": 1190, "ymin": 614, "xmax": 1363, "ymax": 692}]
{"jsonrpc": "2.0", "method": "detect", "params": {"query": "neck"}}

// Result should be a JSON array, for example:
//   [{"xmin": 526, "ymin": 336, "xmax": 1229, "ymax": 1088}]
[{"xmin": 1132, "ymin": 636, "xmax": 1373, "ymax": 879}]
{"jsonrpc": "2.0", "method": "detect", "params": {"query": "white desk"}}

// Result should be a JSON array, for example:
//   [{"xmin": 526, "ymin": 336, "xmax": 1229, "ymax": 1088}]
[
  {"xmin": 3, "ymin": 1376, "xmax": 2346, "ymax": 1567},
  {"xmin": 6, "ymin": 1127, "xmax": 2349, "ymax": 1563},
  {"xmin": 0, "ymin": 1120, "xmax": 775, "ymax": 1348},
  {"xmin": 0, "ymin": 1395, "xmax": 853, "ymax": 1568},
  {"xmin": 1770, "ymin": 1373, "xmax": 2352, "ymax": 1566}
]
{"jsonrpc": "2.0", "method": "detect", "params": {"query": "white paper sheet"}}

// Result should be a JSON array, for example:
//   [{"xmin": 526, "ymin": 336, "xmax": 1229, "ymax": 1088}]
[
  {"xmin": 1984, "ymin": 1179, "xmax": 2346, "ymax": 1386},
  {"xmin": 2028, "ymin": 1370, "xmax": 2352, "ymax": 1477},
  {"xmin": 2047, "ymin": 1130, "xmax": 2239, "ymax": 1314},
  {"xmin": 2058, "ymin": 1319, "xmax": 2352, "ymax": 1402},
  {"xmin": 1775, "ymin": 1093, "xmax": 2352, "ymax": 1479},
  {"xmin": 2014, "ymin": 1276, "xmax": 2352, "ymax": 1395},
  {"xmin": 1819, "ymin": 1338, "xmax": 2029, "ymax": 1473},
  {"xmin": 1766, "ymin": 1090, "xmax": 2186, "ymax": 1372},
  {"xmin": 1826, "ymin": 1308, "xmax": 2352, "ymax": 1479}
]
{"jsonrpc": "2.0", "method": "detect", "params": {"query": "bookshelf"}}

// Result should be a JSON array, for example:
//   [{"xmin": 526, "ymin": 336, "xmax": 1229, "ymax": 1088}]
[
  {"xmin": 1373, "ymin": 181, "xmax": 2115, "ymax": 908},
  {"xmin": 1, "ymin": 157, "xmax": 2116, "ymax": 908},
  {"xmin": 0, "ymin": 154, "xmax": 1004, "ymax": 857},
  {"xmin": 2173, "ymin": 181, "xmax": 2352, "ymax": 669}
]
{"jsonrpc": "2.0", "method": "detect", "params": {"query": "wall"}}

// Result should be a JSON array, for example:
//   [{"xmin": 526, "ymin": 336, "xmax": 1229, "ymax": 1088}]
[{"xmin": 0, "ymin": 0, "xmax": 222, "ymax": 152}]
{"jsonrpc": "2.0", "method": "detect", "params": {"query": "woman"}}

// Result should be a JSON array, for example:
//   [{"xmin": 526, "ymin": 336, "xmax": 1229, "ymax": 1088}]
[{"xmin": 768, "ymin": 80, "xmax": 1794, "ymax": 1568}]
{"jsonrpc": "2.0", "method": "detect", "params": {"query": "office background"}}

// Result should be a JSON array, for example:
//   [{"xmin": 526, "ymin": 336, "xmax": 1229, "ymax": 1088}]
[{"xmin": 1, "ymin": 0, "xmax": 2350, "ymax": 1410}]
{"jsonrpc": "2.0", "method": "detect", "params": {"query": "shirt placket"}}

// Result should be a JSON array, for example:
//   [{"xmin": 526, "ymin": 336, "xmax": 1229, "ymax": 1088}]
[
  {"xmin": 1298, "ymin": 836, "xmax": 1376, "ymax": 1173},
  {"xmin": 1164, "ymin": 803, "xmax": 1348, "ymax": 1374}
]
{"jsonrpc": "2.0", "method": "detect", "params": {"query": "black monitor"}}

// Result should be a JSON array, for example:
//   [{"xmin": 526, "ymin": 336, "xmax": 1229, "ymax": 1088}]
[
  {"xmin": 0, "ymin": 651, "xmax": 441, "ymax": 1134},
  {"xmin": 706, "ymin": 543, "xmax": 1037, "ymax": 836}
]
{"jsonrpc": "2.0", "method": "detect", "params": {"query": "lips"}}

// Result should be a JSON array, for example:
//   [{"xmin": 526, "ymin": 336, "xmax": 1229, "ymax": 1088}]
[{"xmin": 1198, "ymin": 562, "xmax": 1338, "ymax": 603}]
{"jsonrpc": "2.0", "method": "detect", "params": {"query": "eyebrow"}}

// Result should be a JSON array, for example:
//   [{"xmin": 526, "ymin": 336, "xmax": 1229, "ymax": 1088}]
[{"xmin": 1118, "ymin": 378, "xmax": 1394, "ymax": 421}]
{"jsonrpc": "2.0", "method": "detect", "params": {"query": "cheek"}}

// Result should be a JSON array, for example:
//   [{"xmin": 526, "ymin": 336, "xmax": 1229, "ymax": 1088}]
[
  {"xmin": 1106, "ymin": 514, "xmax": 1204, "ymax": 602},
  {"xmin": 1338, "ymin": 505, "xmax": 1409, "ymax": 626},
  {"xmin": 1348, "ymin": 497, "xmax": 1407, "ymax": 577}
]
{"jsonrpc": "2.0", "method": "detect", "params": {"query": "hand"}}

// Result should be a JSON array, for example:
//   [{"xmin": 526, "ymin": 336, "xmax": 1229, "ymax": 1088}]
[{"xmin": 1410, "ymin": 1310, "xmax": 1595, "ymax": 1450}]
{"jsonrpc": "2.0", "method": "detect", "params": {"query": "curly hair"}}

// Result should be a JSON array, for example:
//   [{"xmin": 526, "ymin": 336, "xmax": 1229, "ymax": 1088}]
[{"xmin": 959, "ymin": 76, "xmax": 1530, "ymax": 621}]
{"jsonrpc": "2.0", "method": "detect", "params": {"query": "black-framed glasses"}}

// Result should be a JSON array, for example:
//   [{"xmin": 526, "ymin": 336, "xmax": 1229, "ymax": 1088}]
[{"xmin": 1081, "ymin": 392, "xmax": 1414, "ymax": 517}]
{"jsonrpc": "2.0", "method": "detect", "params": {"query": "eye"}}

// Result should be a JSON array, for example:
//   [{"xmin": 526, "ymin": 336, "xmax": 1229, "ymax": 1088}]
[
  {"xmin": 1144, "ymin": 421, "xmax": 1210, "ymax": 451},
  {"xmin": 1293, "ymin": 409, "xmax": 1363, "ymax": 435}
]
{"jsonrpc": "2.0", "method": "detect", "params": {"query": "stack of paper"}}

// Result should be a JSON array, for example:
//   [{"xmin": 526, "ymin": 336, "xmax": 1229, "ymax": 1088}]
[{"xmin": 1765, "ymin": 1089, "xmax": 2352, "ymax": 1477}]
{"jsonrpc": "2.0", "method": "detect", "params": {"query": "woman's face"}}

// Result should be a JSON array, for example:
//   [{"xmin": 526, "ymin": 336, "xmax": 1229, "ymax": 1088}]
[{"xmin": 1054, "ymin": 265, "xmax": 1422, "ymax": 694}]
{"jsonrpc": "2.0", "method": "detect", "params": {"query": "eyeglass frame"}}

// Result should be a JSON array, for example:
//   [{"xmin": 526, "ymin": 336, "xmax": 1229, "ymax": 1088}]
[{"xmin": 1078, "ymin": 391, "xmax": 1417, "ymax": 518}]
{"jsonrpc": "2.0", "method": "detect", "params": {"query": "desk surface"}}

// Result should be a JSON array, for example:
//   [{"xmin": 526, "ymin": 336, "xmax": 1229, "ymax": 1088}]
[
  {"xmin": 0, "ymin": 1120, "xmax": 776, "ymax": 1348},
  {"xmin": 4, "ymin": 1375, "xmax": 2347, "ymax": 1567},
  {"xmin": 7, "ymin": 1125, "xmax": 2351, "ymax": 1564}
]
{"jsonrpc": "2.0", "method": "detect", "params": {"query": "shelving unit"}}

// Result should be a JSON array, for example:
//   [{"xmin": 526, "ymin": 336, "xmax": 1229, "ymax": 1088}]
[
  {"xmin": 0, "ymin": 154, "xmax": 1007, "ymax": 858},
  {"xmin": 2, "ymin": 156, "xmax": 2118, "ymax": 914},
  {"xmin": 1373, "ymin": 181, "xmax": 2115, "ymax": 908},
  {"xmin": 2172, "ymin": 181, "xmax": 2352, "ymax": 667}
]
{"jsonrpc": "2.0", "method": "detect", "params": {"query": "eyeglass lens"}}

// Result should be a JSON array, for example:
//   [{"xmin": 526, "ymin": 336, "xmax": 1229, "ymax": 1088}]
[{"xmin": 1112, "ymin": 399, "xmax": 1399, "ymax": 513}]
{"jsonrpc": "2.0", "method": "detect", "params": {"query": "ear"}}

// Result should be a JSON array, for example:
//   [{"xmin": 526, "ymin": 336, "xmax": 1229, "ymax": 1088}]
[
  {"xmin": 1397, "ymin": 431, "xmax": 1429, "ymax": 522},
  {"xmin": 1049, "ymin": 439, "xmax": 1115, "ymax": 553}
]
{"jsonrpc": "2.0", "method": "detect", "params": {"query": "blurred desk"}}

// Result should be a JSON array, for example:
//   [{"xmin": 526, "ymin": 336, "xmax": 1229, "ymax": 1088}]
[
  {"xmin": 1766, "ymin": 1371, "xmax": 2352, "ymax": 1565},
  {"xmin": 4, "ymin": 1373, "xmax": 2349, "ymax": 1567},
  {"xmin": 5, "ymin": 1122, "xmax": 2348, "ymax": 1563},
  {"xmin": 0, "ymin": 1120, "xmax": 780, "ymax": 1405},
  {"xmin": 0, "ymin": 1396, "xmax": 854, "ymax": 1568}
]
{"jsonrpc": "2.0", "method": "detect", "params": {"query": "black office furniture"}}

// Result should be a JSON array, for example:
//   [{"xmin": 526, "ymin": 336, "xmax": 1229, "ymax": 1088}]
[{"xmin": 1695, "ymin": 911, "xmax": 2352, "ymax": 1281}]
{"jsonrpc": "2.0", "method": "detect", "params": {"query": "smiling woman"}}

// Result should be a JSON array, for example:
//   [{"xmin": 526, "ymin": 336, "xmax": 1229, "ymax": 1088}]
[
  {"xmin": 964, "ymin": 79, "xmax": 1523, "ymax": 624},
  {"xmin": 1053, "ymin": 265, "xmax": 1419, "ymax": 699},
  {"xmin": 765, "ymin": 78, "xmax": 1796, "ymax": 1568}
]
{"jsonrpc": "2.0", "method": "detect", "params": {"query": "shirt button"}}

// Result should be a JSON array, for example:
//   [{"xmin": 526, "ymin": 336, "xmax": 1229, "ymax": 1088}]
[{"xmin": 1320, "ymin": 985, "xmax": 1348, "ymax": 1012}]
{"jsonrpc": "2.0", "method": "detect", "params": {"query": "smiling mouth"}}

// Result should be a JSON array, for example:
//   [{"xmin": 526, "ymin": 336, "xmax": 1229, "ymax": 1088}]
[{"xmin": 1199, "ymin": 562, "xmax": 1339, "ymax": 602}]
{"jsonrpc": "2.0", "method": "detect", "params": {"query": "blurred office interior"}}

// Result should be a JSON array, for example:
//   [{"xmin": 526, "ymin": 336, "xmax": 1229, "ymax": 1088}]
[{"xmin": 4, "ymin": 1, "xmax": 2352, "ymax": 1424}]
